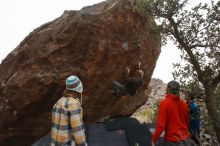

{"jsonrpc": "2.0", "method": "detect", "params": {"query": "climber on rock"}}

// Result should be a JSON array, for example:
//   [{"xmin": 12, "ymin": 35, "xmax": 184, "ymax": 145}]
[{"xmin": 109, "ymin": 62, "xmax": 144, "ymax": 96}]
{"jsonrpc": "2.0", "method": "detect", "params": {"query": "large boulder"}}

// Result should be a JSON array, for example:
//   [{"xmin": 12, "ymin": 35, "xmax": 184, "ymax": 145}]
[{"xmin": 0, "ymin": 0, "xmax": 161, "ymax": 145}]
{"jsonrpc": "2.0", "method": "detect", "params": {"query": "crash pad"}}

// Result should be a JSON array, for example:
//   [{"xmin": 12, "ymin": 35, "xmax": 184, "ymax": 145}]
[
  {"xmin": 126, "ymin": 124, "xmax": 152, "ymax": 146},
  {"xmin": 32, "ymin": 134, "xmax": 50, "ymax": 146},
  {"xmin": 87, "ymin": 123, "xmax": 129, "ymax": 146},
  {"xmin": 104, "ymin": 116, "xmax": 140, "ymax": 131},
  {"xmin": 32, "ymin": 118, "xmax": 164, "ymax": 146}
]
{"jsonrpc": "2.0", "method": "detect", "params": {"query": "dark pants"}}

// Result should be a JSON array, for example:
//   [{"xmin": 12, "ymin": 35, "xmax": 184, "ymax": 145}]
[
  {"xmin": 111, "ymin": 81, "xmax": 126, "ymax": 96},
  {"xmin": 189, "ymin": 119, "xmax": 200, "ymax": 137},
  {"xmin": 163, "ymin": 139, "xmax": 196, "ymax": 146},
  {"xmin": 189, "ymin": 120, "xmax": 200, "ymax": 146}
]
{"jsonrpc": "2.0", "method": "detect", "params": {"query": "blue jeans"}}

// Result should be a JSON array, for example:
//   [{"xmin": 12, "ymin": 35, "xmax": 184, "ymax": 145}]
[{"xmin": 189, "ymin": 119, "xmax": 200, "ymax": 137}]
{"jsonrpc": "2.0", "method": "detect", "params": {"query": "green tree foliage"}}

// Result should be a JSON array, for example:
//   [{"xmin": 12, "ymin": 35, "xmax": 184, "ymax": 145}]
[
  {"xmin": 134, "ymin": 0, "xmax": 220, "ymax": 128},
  {"xmin": 183, "ymin": 80, "xmax": 204, "ymax": 98}
]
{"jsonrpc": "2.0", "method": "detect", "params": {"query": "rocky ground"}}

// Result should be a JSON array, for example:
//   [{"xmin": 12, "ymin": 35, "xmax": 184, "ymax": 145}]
[{"xmin": 132, "ymin": 78, "xmax": 220, "ymax": 146}]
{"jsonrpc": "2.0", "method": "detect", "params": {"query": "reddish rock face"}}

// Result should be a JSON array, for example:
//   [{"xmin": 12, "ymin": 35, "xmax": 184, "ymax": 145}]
[{"xmin": 0, "ymin": 0, "xmax": 161, "ymax": 145}]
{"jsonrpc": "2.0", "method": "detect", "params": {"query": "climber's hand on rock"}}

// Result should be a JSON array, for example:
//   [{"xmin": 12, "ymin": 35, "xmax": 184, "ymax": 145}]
[
  {"xmin": 126, "ymin": 67, "xmax": 130, "ymax": 74},
  {"xmin": 138, "ymin": 61, "xmax": 141, "ymax": 69}
]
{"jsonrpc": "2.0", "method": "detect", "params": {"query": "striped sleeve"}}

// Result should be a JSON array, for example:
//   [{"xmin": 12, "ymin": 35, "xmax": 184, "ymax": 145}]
[{"xmin": 68, "ymin": 100, "xmax": 87, "ymax": 146}]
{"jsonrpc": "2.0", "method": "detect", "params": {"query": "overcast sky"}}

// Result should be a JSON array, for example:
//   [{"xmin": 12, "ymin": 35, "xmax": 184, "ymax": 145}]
[{"xmin": 0, "ymin": 0, "xmax": 184, "ymax": 83}]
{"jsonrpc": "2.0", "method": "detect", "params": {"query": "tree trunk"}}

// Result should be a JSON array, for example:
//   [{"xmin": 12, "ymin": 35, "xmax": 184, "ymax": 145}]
[
  {"xmin": 204, "ymin": 88, "xmax": 220, "ymax": 145},
  {"xmin": 205, "ymin": 88, "xmax": 219, "ymax": 125}
]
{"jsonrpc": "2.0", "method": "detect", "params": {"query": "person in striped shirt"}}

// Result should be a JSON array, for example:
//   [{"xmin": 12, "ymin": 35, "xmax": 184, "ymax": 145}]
[{"xmin": 51, "ymin": 75, "xmax": 88, "ymax": 146}]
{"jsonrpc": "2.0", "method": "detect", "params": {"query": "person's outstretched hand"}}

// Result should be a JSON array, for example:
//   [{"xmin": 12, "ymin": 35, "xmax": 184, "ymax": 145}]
[
  {"xmin": 138, "ymin": 61, "xmax": 141, "ymax": 69},
  {"xmin": 126, "ymin": 67, "xmax": 130, "ymax": 75}
]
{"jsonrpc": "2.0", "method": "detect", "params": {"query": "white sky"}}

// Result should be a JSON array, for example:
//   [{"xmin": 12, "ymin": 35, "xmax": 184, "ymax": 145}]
[{"xmin": 0, "ymin": 0, "xmax": 185, "ymax": 83}]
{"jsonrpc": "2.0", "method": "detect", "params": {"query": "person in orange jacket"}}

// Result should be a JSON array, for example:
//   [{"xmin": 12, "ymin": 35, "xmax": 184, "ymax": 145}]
[{"xmin": 152, "ymin": 80, "xmax": 194, "ymax": 146}]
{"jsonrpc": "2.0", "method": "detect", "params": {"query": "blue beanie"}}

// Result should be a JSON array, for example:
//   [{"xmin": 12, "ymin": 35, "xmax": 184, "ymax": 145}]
[{"xmin": 66, "ymin": 75, "xmax": 83, "ymax": 93}]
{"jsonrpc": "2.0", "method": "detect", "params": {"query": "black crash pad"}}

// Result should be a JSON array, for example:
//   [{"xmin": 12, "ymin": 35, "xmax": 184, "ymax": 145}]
[
  {"xmin": 32, "ymin": 123, "xmax": 130, "ymax": 146},
  {"xmin": 32, "ymin": 119, "xmax": 164, "ymax": 146},
  {"xmin": 32, "ymin": 134, "xmax": 50, "ymax": 146},
  {"xmin": 104, "ymin": 116, "xmax": 140, "ymax": 131},
  {"xmin": 87, "ymin": 123, "xmax": 129, "ymax": 146},
  {"xmin": 126, "ymin": 124, "xmax": 152, "ymax": 146}
]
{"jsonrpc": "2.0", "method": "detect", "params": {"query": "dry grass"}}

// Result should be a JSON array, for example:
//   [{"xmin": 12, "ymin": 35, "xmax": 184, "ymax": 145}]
[{"xmin": 132, "ymin": 106, "xmax": 156, "ymax": 123}]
